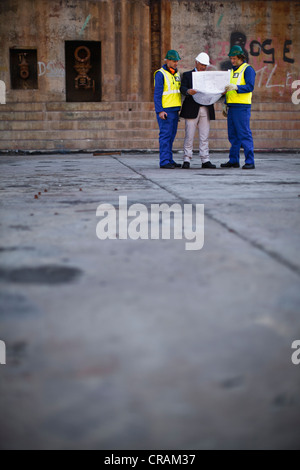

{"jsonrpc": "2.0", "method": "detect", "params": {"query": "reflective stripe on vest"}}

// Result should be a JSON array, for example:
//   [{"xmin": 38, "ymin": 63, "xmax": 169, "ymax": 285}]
[
  {"xmin": 154, "ymin": 67, "xmax": 181, "ymax": 108},
  {"xmin": 226, "ymin": 63, "xmax": 252, "ymax": 105}
]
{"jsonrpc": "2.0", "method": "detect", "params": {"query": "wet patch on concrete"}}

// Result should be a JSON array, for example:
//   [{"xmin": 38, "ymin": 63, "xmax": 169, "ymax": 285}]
[
  {"xmin": 195, "ymin": 173, "xmax": 254, "ymax": 177},
  {"xmin": 225, "ymin": 181, "xmax": 300, "ymax": 186},
  {"xmin": 219, "ymin": 376, "xmax": 244, "ymax": 389},
  {"xmin": 0, "ymin": 247, "xmax": 18, "ymax": 252},
  {"xmin": 272, "ymin": 393, "xmax": 296, "ymax": 407},
  {"xmin": 0, "ymin": 246, "xmax": 35, "ymax": 252},
  {"xmin": 0, "ymin": 265, "xmax": 83, "ymax": 284},
  {"xmin": 262, "ymin": 181, "xmax": 300, "ymax": 185},
  {"xmin": 195, "ymin": 173, "xmax": 228, "ymax": 176},
  {"xmin": 59, "ymin": 200, "xmax": 101, "ymax": 205},
  {"xmin": 9, "ymin": 225, "xmax": 31, "ymax": 231},
  {"xmin": 0, "ymin": 292, "xmax": 38, "ymax": 316},
  {"xmin": 6, "ymin": 340, "xmax": 27, "ymax": 366},
  {"xmin": 62, "ymin": 168, "xmax": 81, "ymax": 171},
  {"xmin": 6, "ymin": 184, "xmax": 33, "ymax": 188}
]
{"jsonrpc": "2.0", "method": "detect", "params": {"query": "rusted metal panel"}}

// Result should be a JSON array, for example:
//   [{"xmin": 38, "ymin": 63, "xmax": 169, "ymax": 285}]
[{"xmin": 65, "ymin": 41, "xmax": 101, "ymax": 102}]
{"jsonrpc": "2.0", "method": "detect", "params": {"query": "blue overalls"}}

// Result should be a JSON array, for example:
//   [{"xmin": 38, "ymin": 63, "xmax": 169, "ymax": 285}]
[
  {"xmin": 226, "ymin": 64, "xmax": 256, "ymax": 165},
  {"xmin": 154, "ymin": 65, "xmax": 181, "ymax": 167}
]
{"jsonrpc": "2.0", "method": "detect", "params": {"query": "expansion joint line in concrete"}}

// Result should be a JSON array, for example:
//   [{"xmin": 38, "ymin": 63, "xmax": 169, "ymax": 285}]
[{"xmin": 113, "ymin": 156, "xmax": 300, "ymax": 278}]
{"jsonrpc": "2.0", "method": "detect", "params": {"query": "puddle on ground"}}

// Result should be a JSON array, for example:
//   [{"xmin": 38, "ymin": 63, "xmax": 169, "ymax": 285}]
[{"xmin": 0, "ymin": 265, "xmax": 82, "ymax": 285}]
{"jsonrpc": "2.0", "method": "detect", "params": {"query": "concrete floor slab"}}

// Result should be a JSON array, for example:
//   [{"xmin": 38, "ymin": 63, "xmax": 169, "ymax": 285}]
[{"xmin": 0, "ymin": 152, "xmax": 299, "ymax": 449}]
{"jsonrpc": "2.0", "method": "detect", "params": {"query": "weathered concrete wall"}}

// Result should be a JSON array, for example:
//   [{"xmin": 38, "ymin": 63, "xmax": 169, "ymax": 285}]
[
  {"xmin": 0, "ymin": 0, "xmax": 152, "ymax": 103},
  {"xmin": 0, "ymin": 0, "xmax": 299, "ymax": 152},
  {"xmin": 0, "ymin": 0, "xmax": 299, "ymax": 104},
  {"xmin": 171, "ymin": 0, "xmax": 300, "ymax": 103}
]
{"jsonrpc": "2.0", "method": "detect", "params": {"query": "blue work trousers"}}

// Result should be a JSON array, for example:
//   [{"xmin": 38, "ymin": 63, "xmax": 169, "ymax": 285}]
[
  {"xmin": 156, "ymin": 110, "xmax": 179, "ymax": 167},
  {"xmin": 228, "ymin": 106, "xmax": 255, "ymax": 165}
]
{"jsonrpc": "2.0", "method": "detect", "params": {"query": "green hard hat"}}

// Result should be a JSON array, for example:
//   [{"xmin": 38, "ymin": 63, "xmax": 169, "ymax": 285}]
[
  {"xmin": 165, "ymin": 50, "xmax": 181, "ymax": 61},
  {"xmin": 228, "ymin": 45, "xmax": 244, "ymax": 57}
]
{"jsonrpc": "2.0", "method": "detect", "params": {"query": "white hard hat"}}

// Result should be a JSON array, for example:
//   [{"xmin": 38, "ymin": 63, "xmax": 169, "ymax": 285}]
[{"xmin": 195, "ymin": 52, "xmax": 210, "ymax": 66}]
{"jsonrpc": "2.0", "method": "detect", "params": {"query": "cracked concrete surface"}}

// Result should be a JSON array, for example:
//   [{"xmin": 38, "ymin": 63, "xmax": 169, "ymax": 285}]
[{"xmin": 0, "ymin": 152, "xmax": 300, "ymax": 450}]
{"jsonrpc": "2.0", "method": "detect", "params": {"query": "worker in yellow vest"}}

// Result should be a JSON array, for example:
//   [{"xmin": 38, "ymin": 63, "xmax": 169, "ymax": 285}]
[
  {"xmin": 221, "ymin": 45, "xmax": 256, "ymax": 169},
  {"xmin": 154, "ymin": 50, "xmax": 182, "ymax": 169}
]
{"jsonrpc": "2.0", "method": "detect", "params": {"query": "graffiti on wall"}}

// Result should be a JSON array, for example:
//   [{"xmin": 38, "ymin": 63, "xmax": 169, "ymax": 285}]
[
  {"xmin": 210, "ymin": 31, "xmax": 298, "ymax": 97},
  {"xmin": 38, "ymin": 60, "xmax": 65, "ymax": 78}
]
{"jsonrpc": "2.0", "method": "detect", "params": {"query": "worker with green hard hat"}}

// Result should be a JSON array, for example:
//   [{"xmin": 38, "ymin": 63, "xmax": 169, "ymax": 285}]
[
  {"xmin": 228, "ymin": 45, "xmax": 244, "ymax": 56},
  {"xmin": 165, "ymin": 50, "xmax": 181, "ymax": 61},
  {"xmin": 221, "ymin": 44, "xmax": 256, "ymax": 169},
  {"xmin": 154, "ymin": 50, "xmax": 182, "ymax": 169}
]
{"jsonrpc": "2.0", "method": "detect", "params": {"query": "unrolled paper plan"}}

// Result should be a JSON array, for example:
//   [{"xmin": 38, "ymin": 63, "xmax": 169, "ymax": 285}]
[{"xmin": 192, "ymin": 70, "xmax": 231, "ymax": 105}]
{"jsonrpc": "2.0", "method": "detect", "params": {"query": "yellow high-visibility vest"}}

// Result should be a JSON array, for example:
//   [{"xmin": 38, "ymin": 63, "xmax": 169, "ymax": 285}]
[
  {"xmin": 226, "ymin": 63, "xmax": 252, "ymax": 105},
  {"xmin": 154, "ymin": 67, "xmax": 181, "ymax": 108}
]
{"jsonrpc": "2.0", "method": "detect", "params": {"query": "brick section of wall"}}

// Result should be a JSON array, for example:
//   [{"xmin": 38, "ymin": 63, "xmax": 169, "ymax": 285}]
[{"xmin": 0, "ymin": 101, "xmax": 299, "ymax": 153}]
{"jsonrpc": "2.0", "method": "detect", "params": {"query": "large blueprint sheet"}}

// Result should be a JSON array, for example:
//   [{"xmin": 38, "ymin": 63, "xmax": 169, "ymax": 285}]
[{"xmin": 192, "ymin": 71, "xmax": 231, "ymax": 105}]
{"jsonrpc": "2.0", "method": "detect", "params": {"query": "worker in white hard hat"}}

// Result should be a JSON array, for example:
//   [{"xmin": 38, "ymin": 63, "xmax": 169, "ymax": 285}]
[{"xmin": 180, "ymin": 52, "xmax": 216, "ymax": 169}]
